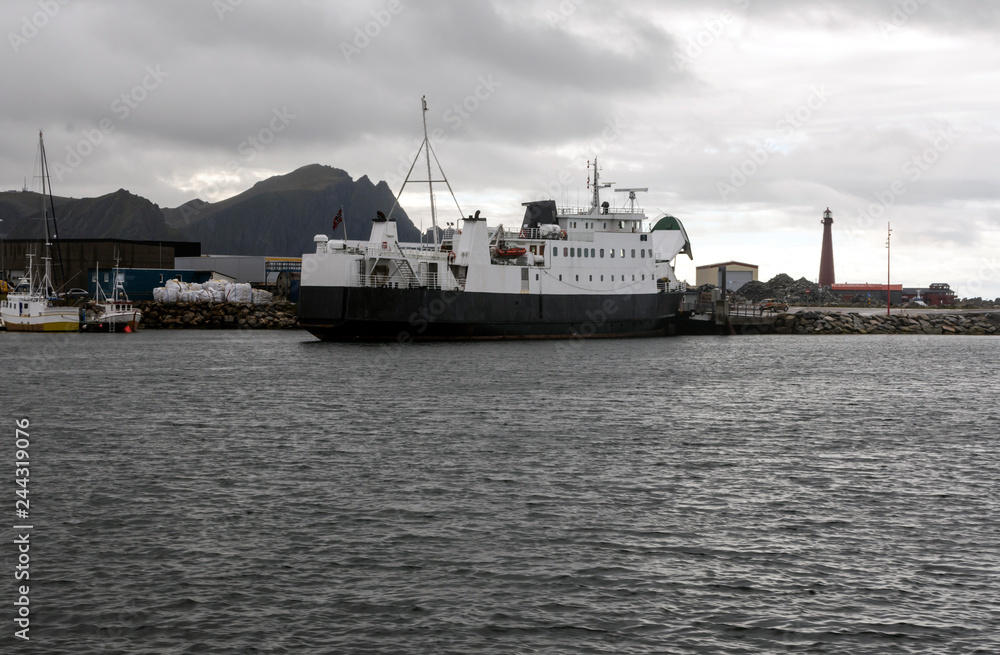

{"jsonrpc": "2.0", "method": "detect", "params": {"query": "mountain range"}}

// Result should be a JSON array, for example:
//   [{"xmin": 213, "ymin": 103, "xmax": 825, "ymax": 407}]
[{"xmin": 0, "ymin": 164, "xmax": 419, "ymax": 256}]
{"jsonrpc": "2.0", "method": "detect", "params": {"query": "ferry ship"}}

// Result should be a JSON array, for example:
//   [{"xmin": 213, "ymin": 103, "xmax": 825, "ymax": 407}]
[{"xmin": 298, "ymin": 101, "xmax": 693, "ymax": 341}]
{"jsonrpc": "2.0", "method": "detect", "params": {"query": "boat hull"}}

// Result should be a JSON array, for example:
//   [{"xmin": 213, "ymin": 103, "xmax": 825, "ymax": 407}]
[
  {"xmin": 299, "ymin": 286, "xmax": 682, "ymax": 341},
  {"xmin": 80, "ymin": 313, "xmax": 142, "ymax": 333},
  {"xmin": 0, "ymin": 306, "xmax": 80, "ymax": 332}
]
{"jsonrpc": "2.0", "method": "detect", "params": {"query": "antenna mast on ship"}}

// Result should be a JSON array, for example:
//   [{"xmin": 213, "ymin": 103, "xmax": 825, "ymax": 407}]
[
  {"xmin": 386, "ymin": 96, "xmax": 463, "ymax": 249},
  {"xmin": 588, "ymin": 159, "xmax": 612, "ymax": 213}
]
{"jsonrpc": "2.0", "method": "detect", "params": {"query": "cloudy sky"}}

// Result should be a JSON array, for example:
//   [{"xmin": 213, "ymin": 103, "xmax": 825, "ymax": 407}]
[{"xmin": 3, "ymin": 0, "xmax": 998, "ymax": 297}]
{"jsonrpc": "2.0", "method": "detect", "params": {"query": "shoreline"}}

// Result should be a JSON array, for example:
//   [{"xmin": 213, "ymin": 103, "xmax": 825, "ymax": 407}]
[{"xmin": 767, "ymin": 310, "xmax": 999, "ymax": 335}]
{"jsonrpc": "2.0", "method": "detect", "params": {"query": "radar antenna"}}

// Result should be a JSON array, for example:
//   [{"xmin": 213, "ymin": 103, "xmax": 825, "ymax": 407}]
[{"xmin": 615, "ymin": 187, "xmax": 648, "ymax": 213}]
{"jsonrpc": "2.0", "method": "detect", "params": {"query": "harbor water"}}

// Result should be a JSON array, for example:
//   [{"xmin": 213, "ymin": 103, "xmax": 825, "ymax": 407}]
[{"xmin": 2, "ymin": 330, "xmax": 998, "ymax": 654}]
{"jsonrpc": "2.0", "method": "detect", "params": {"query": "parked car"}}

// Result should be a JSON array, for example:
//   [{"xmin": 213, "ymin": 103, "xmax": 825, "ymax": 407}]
[{"xmin": 759, "ymin": 298, "xmax": 788, "ymax": 312}]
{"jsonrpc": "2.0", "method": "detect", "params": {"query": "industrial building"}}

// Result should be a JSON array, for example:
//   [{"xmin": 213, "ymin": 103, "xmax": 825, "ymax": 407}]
[
  {"xmin": 695, "ymin": 261, "xmax": 758, "ymax": 293},
  {"xmin": 830, "ymin": 283, "xmax": 903, "ymax": 305},
  {"xmin": 1, "ymin": 238, "xmax": 199, "ymax": 290},
  {"xmin": 902, "ymin": 283, "xmax": 957, "ymax": 307}
]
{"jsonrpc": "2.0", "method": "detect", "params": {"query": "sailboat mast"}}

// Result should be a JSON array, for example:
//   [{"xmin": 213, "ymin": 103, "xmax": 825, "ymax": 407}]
[
  {"xmin": 422, "ymin": 96, "xmax": 439, "ymax": 249},
  {"xmin": 37, "ymin": 130, "xmax": 65, "ymax": 293}
]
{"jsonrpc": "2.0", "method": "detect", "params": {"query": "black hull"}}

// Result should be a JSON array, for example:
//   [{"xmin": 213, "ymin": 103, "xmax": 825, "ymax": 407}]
[{"xmin": 298, "ymin": 286, "xmax": 683, "ymax": 341}]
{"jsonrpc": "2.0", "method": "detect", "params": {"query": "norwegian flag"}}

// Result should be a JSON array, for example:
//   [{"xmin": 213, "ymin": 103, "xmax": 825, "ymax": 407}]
[{"xmin": 332, "ymin": 207, "xmax": 344, "ymax": 232}]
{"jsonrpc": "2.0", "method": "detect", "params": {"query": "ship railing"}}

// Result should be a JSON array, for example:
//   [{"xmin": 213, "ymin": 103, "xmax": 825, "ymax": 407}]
[
  {"xmin": 729, "ymin": 304, "xmax": 766, "ymax": 317},
  {"xmin": 558, "ymin": 205, "xmax": 644, "ymax": 216}
]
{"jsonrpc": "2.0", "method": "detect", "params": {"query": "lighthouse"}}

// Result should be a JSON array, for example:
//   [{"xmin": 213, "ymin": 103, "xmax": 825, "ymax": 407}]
[{"xmin": 818, "ymin": 207, "xmax": 835, "ymax": 287}]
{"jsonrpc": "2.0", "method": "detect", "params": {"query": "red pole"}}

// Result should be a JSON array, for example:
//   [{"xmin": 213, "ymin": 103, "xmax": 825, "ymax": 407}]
[{"xmin": 886, "ymin": 222, "xmax": 891, "ymax": 316}]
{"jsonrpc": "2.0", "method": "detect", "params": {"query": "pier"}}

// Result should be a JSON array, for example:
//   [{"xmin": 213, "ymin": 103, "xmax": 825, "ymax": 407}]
[{"xmin": 673, "ymin": 289, "xmax": 781, "ymax": 335}]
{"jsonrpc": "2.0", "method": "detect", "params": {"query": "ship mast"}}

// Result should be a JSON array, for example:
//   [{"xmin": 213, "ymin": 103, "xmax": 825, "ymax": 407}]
[
  {"xmin": 588, "ymin": 158, "xmax": 612, "ymax": 214},
  {"xmin": 386, "ymin": 97, "xmax": 463, "ymax": 249},
  {"xmin": 421, "ymin": 97, "xmax": 439, "ymax": 249}
]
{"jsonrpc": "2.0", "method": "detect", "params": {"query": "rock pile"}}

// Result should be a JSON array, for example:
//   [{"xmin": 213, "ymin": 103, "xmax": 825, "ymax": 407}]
[
  {"xmin": 772, "ymin": 311, "xmax": 999, "ymax": 335},
  {"xmin": 737, "ymin": 274, "xmax": 839, "ymax": 305},
  {"xmin": 136, "ymin": 301, "xmax": 299, "ymax": 329}
]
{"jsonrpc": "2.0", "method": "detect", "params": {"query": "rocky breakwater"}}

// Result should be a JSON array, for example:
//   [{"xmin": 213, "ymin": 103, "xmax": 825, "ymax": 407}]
[
  {"xmin": 135, "ymin": 301, "xmax": 300, "ymax": 329},
  {"xmin": 773, "ymin": 311, "xmax": 1000, "ymax": 335}
]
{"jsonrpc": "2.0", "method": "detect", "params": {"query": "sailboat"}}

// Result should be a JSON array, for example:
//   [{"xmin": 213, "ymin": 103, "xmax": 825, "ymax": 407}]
[
  {"xmin": 0, "ymin": 131, "xmax": 80, "ymax": 332},
  {"xmin": 81, "ymin": 259, "xmax": 142, "ymax": 332}
]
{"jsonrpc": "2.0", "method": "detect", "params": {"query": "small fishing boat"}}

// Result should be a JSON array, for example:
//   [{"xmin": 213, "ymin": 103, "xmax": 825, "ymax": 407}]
[{"xmin": 81, "ymin": 260, "xmax": 142, "ymax": 332}]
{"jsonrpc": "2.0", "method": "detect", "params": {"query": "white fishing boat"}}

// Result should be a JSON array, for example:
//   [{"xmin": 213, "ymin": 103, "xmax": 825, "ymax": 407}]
[
  {"xmin": 0, "ymin": 253, "xmax": 80, "ymax": 332},
  {"xmin": 298, "ymin": 98, "xmax": 693, "ymax": 340},
  {"xmin": 0, "ymin": 132, "xmax": 80, "ymax": 333},
  {"xmin": 81, "ymin": 261, "xmax": 142, "ymax": 332}
]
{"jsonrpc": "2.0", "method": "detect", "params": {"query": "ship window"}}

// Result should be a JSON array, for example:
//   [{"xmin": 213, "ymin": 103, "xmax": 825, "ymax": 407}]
[
  {"xmin": 583, "ymin": 248, "xmax": 588, "ymax": 258},
  {"xmin": 553, "ymin": 248, "xmax": 557, "ymax": 257},
  {"xmin": 589, "ymin": 275, "xmax": 592, "ymax": 281},
  {"xmin": 600, "ymin": 249, "xmax": 604, "ymax": 258},
  {"xmin": 559, "ymin": 274, "xmax": 562, "ymax": 281},
  {"xmin": 590, "ymin": 248, "xmax": 595, "ymax": 258},
  {"xmin": 640, "ymin": 234, "xmax": 648, "ymax": 242},
  {"xmin": 92, "ymin": 273, "xmax": 97, "ymax": 282},
  {"xmin": 620, "ymin": 249, "xmax": 625, "ymax": 258},
  {"xmin": 159, "ymin": 274, "xmax": 164, "ymax": 283},
  {"xmin": 104, "ymin": 273, "xmax": 109, "ymax": 282},
  {"xmin": 576, "ymin": 275, "xmax": 579, "ymax": 281},
  {"xmin": 601, "ymin": 275, "xmax": 604, "ymax": 281},
  {"xmin": 577, "ymin": 248, "xmax": 582, "ymax": 257},
  {"xmin": 631, "ymin": 249, "xmax": 636, "ymax": 258},
  {"xmin": 569, "ymin": 248, "xmax": 574, "ymax": 258},
  {"xmin": 610, "ymin": 249, "xmax": 615, "ymax": 259},
  {"xmin": 536, "ymin": 274, "xmax": 539, "ymax": 281},
  {"xmin": 641, "ymin": 249, "xmax": 645, "ymax": 258},
  {"xmin": 649, "ymin": 249, "xmax": 653, "ymax": 258},
  {"xmin": 632, "ymin": 275, "xmax": 635, "ymax": 281},
  {"xmin": 563, "ymin": 247, "xmax": 567, "ymax": 257}
]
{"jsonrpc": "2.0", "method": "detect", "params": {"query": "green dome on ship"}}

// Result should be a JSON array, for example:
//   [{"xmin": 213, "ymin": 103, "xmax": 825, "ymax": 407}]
[{"xmin": 651, "ymin": 214, "xmax": 693, "ymax": 259}]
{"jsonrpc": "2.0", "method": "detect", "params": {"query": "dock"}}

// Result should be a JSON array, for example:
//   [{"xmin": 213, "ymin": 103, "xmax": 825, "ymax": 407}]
[{"xmin": 672, "ymin": 290, "xmax": 780, "ymax": 335}]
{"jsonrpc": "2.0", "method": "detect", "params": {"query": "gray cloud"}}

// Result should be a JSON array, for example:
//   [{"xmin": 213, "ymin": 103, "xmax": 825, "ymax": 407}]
[{"xmin": 2, "ymin": 0, "xmax": 998, "ymax": 296}]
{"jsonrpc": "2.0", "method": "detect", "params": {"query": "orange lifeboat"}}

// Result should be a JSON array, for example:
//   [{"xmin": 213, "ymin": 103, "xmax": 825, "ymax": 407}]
[{"xmin": 495, "ymin": 245, "xmax": 527, "ymax": 258}]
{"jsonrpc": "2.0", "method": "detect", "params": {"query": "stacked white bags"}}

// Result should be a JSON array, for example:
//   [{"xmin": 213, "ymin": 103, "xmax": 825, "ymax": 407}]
[{"xmin": 152, "ymin": 279, "xmax": 272, "ymax": 304}]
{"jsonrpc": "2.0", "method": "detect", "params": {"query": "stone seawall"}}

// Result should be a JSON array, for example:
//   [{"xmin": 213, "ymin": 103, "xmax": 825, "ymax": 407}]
[
  {"xmin": 772, "ymin": 311, "xmax": 1000, "ymax": 335},
  {"xmin": 135, "ymin": 301, "xmax": 299, "ymax": 329}
]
